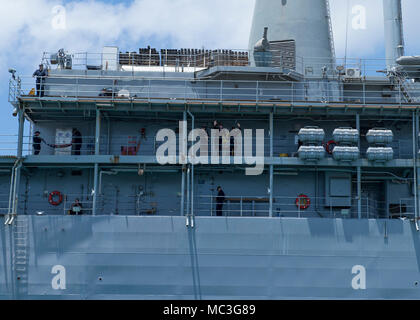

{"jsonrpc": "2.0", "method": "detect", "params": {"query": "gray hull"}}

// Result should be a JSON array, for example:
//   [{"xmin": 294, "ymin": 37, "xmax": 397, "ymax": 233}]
[{"xmin": 2, "ymin": 215, "xmax": 420, "ymax": 300}]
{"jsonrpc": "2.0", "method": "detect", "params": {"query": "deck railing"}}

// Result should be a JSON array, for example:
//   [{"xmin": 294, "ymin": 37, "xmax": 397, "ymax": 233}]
[
  {"xmin": 0, "ymin": 133, "xmax": 416, "ymax": 160},
  {"xmin": 39, "ymin": 50, "xmax": 420, "ymax": 79},
  {"xmin": 9, "ymin": 74, "xmax": 420, "ymax": 106},
  {"xmin": 2, "ymin": 192, "xmax": 414, "ymax": 220}
]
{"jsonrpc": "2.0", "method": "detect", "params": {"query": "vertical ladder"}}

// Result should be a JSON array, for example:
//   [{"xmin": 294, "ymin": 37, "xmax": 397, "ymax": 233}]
[{"xmin": 12, "ymin": 215, "xmax": 29, "ymax": 298}]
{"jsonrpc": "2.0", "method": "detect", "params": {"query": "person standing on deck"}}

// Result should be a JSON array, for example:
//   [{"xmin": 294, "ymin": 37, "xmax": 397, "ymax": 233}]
[
  {"xmin": 33, "ymin": 131, "xmax": 45, "ymax": 155},
  {"xmin": 216, "ymin": 186, "xmax": 226, "ymax": 217},
  {"xmin": 32, "ymin": 64, "xmax": 48, "ymax": 97},
  {"xmin": 69, "ymin": 199, "xmax": 83, "ymax": 215},
  {"xmin": 72, "ymin": 128, "xmax": 83, "ymax": 155}
]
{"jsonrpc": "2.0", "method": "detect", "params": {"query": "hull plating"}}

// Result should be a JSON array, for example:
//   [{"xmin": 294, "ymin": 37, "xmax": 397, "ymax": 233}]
[{"xmin": 1, "ymin": 216, "xmax": 420, "ymax": 300}]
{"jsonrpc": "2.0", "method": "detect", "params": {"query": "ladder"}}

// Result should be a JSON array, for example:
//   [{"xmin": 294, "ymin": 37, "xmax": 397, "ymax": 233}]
[
  {"xmin": 12, "ymin": 215, "xmax": 29, "ymax": 297},
  {"xmin": 395, "ymin": 72, "xmax": 419, "ymax": 103}
]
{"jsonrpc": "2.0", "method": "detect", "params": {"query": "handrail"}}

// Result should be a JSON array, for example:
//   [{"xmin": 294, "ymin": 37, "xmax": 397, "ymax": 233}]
[
  {"xmin": 9, "ymin": 76, "xmax": 420, "ymax": 106},
  {"xmin": 3, "ymin": 192, "xmax": 413, "ymax": 219}
]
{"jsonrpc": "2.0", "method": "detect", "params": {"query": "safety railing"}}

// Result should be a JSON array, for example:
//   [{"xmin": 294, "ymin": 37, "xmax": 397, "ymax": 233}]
[
  {"xmin": 0, "ymin": 194, "xmax": 10, "ymax": 215},
  {"xmin": 192, "ymin": 195, "xmax": 402, "ymax": 219},
  {"xmin": 40, "ymin": 50, "xmax": 334, "ymax": 76},
  {"xmin": 17, "ymin": 135, "xmax": 95, "ymax": 156},
  {"xmin": 39, "ymin": 50, "xmax": 420, "ymax": 79},
  {"xmin": 10, "ymin": 75, "xmax": 420, "ymax": 106},
  {"xmin": 5, "ymin": 191, "xmax": 417, "ymax": 219},
  {"xmin": 62, "ymin": 196, "xmax": 93, "ymax": 215},
  {"xmin": 0, "ymin": 133, "xmax": 417, "ymax": 161}
]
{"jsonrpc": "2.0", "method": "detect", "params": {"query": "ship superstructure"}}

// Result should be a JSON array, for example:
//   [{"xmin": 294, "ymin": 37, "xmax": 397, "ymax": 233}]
[{"xmin": 2, "ymin": 0, "xmax": 420, "ymax": 299}]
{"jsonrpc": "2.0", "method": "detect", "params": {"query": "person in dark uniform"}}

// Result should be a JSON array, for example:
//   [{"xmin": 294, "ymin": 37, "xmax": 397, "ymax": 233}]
[
  {"xmin": 72, "ymin": 128, "xmax": 82, "ymax": 155},
  {"xmin": 32, "ymin": 64, "xmax": 48, "ymax": 97},
  {"xmin": 216, "ymin": 186, "xmax": 226, "ymax": 217},
  {"xmin": 294, "ymin": 139, "xmax": 303, "ymax": 157},
  {"xmin": 69, "ymin": 199, "xmax": 83, "ymax": 215},
  {"xmin": 33, "ymin": 131, "xmax": 44, "ymax": 155}
]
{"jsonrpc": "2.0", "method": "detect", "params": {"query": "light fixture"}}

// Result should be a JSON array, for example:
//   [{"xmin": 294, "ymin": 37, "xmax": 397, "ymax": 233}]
[{"xmin": 12, "ymin": 108, "xmax": 18, "ymax": 117}]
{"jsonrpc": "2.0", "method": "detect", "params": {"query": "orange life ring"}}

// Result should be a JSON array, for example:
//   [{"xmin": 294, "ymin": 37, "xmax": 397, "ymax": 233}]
[
  {"xmin": 325, "ymin": 140, "xmax": 337, "ymax": 155},
  {"xmin": 49, "ymin": 191, "xmax": 63, "ymax": 206},
  {"xmin": 296, "ymin": 194, "xmax": 311, "ymax": 210}
]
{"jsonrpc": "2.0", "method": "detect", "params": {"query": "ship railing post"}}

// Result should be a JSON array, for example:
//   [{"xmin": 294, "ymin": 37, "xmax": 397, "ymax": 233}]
[
  {"xmin": 148, "ymin": 79, "xmax": 151, "ymax": 102},
  {"xmin": 357, "ymin": 167, "xmax": 362, "ymax": 220},
  {"xmin": 367, "ymin": 197, "xmax": 369, "ymax": 219},
  {"xmin": 363, "ymin": 82, "xmax": 366, "ymax": 105},
  {"xmin": 413, "ymin": 112, "xmax": 419, "ymax": 226},
  {"xmin": 256, "ymin": 81, "xmax": 259, "ymax": 103},
  {"xmin": 291, "ymin": 82, "xmax": 294, "ymax": 103},
  {"xmin": 76, "ymin": 77, "xmax": 79, "ymax": 99},
  {"xmin": 64, "ymin": 197, "xmax": 67, "ymax": 216},
  {"xmin": 400, "ymin": 199, "xmax": 403, "ymax": 218},
  {"xmin": 269, "ymin": 112, "xmax": 274, "ymax": 218},
  {"xmin": 220, "ymin": 80, "xmax": 223, "ymax": 102},
  {"xmin": 416, "ymin": 113, "xmax": 420, "ymax": 226},
  {"xmin": 399, "ymin": 83, "xmax": 401, "ymax": 106},
  {"xmin": 211, "ymin": 195, "xmax": 213, "ymax": 217},
  {"xmin": 93, "ymin": 109, "xmax": 101, "ymax": 216},
  {"xmin": 17, "ymin": 109, "xmax": 24, "ymax": 159}
]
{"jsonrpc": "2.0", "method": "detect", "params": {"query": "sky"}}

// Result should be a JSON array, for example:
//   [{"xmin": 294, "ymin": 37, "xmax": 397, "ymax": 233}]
[{"xmin": 1, "ymin": 0, "xmax": 420, "ymax": 138}]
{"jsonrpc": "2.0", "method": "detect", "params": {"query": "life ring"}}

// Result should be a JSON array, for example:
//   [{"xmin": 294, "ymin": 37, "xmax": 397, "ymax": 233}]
[
  {"xmin": 325, "ymin": 140, "xmax": 337, "ymax": 155},
  {"xmin": 296, "ymin": 194, "xmax": 311, "ymax": 210},
  {"xmin": 49, "ymin": 191, "xmax": 63, "ymax": 206}
]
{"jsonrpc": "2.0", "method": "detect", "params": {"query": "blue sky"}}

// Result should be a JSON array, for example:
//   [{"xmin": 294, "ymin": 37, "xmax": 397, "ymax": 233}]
[{"xmin": 1, "ymin": 0, "xmax": 419, "ymax": 143}]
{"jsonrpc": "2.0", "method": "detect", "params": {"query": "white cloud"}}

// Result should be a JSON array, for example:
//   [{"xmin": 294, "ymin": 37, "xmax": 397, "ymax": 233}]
[{"xmin": 2, "ymin": 0, "xmax": 420, "ymax": 76}]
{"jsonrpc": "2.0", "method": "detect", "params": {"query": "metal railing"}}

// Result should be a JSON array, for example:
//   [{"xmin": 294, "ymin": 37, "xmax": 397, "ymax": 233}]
[
  {"xmin": 10, "ymin": 75, "xmax": 420, "ymax": 106},
  {"xmin": 3, "ymin": 192, "xmax": 414, "ymax": 219},
  {"xmin": 39, "ymin": 50, "xmax": 420, "ymax": 78},
  {"xmin": 0, "ymin": 133, "xmax": 417, "ymax": 160},
  {"xmin": 194, "ymin": 195, "xmax": 395, "ymax": 219}
]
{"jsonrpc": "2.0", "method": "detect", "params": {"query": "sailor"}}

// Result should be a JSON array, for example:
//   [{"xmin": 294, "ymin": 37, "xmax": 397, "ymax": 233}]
[
  {"xmin": 69, "ymin": 199, "xmax": 83, "ymax": 215},
  {"xmin": 33, "ymin": 131, "xmax": 45, "ymax": 155},
  {"xmin": 213, "ymin": 121, "xmax": 223, "ymax": 156},
  {"xmin": 294, "ymin": 139, "xmax": 303, "ymax": 157},
  {"xmin": 216, "ymin": 186, "xmax": 226, "ymax": 217},
  {"xmin": 32, "ymin": 64, "xmax": 48, "ymax": 97},
  {"xmin": 72, "ymin": 128, "xmax": 83, "ymax": 155}
]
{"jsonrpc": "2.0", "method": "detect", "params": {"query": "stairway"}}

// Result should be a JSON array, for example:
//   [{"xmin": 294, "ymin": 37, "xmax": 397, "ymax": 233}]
[{"xmin": 396, "ymin": 72, "xmax": 419, "ymax": 103}]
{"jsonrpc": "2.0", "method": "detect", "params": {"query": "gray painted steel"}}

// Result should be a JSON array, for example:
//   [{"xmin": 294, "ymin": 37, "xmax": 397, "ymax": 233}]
[
  {"xmin": 1, "ymin": 216, "xmax": 420, "ymax": 300},
  {"xmin": 4, "ymin": 0, "xmax": 420, "ymax": 301},
  {"xmin": 249, "ymin": 0, "xmax": 334, "ymax": 74}
]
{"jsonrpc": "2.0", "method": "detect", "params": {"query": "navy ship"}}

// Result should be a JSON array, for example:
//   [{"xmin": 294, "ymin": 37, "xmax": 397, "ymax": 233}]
[{"xmin": 2, "ymin": 0, "xmax": 420, "ymax": 300}]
